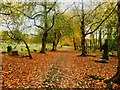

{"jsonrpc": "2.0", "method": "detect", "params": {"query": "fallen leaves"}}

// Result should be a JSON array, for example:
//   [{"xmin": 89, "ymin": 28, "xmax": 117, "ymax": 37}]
[{"xmin": 1, "ymin": 49, "xmax": 120, "ymax": 89}]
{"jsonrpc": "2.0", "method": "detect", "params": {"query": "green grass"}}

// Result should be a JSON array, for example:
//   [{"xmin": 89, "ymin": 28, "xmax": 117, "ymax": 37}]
[{"xmin": 0, "ymin": 43, "xmax": 52, "ymax": 53}]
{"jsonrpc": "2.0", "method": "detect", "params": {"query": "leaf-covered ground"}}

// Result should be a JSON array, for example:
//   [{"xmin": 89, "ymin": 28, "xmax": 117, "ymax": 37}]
[{"xmin": 1, "ymin": 47, "xmax": 120, "ymax": 89}]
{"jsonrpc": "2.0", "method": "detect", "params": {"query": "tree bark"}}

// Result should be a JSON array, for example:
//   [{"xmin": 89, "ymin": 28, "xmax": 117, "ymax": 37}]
[
  {"xmin": 99, "ymin": 29, "xmax": 102, "ymax": 51},
  {"xmin": 40, "ymin": 2, "xmax": 48, "ymax": 53},
  {"xmin": 73, "ymin": 37, "xmax": 77, "ymax": 50},
  {"xmin": 93, "ymin": 34, "xmax": 96, "ymax": 52},
  {"xmin": 23, "ymin": 40, "xmax": 32, "ymax": 59},
  {"xmin": 51, "ymin": 31, "xmax": 61, "ymax": 51},
  {"xmin": 90, "ymin": 34, "xmax": 94, "ymax": 50},
  {"xmin": 81, "ymin": 34, "xmax": 86, "ymax": 56},
  {"xmin": 52, "ymin": 41, "xmax": 56, "ymax": 51},
  {"xmin": 40, "ymin": 32, "xmax": 48, "ymax": 53},
  {"xmin": 111, "ymin": 0, "xmax": 120, "ymax": 84},
  {"xmin": 52, "ymin": 32, "xmax": 57, "ymax": 51},
  {"xmin": 55, "ymin": 38, "xmax": 60, "ymax": 50},
  {"xmin": 95, "ymin": 31, "xmax": 98, "ymax": 50},
  {"xmin": 80, "ymin": 0, "xmax": 86, "ymax": 56}
]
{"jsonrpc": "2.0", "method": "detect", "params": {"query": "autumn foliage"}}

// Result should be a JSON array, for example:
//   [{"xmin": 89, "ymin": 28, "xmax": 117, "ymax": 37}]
[{"xmin": 1, "ymin": 48, "xmax": 120, "ymax": 89}]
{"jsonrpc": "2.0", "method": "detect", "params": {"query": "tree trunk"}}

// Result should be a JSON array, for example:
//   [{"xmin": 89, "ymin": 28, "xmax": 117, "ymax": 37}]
[
  {"xmin": 40, "ymin": 32, "xmax": 48, "ymax": 53},
  {"xmin": 73, "ymin": 37, "xmax": 77, "ymax": 50},
  {"xmin": 99, "ymin": 29, "xmax": 102, "ymax": 51},
  {"xmin": 55, "ymin": 37, "xmax": 60, "ymax": 50},
  {"xmin": 95, "ymin": 31, "xmax": 98, "ymax": 50},
  {"xmin": 111, "ymin": 1, "xmax": 120, "ymax": 84},
  {"xmin": 101, "ymin": 39, "xmax": 109, "ymax": 60},
  {"xmin": 52, "ymin": 33, "xmax": 56, "ymax": 51},
  {"xmin": 93, "ymin": 31, "xmax": 98, "ymax": 51},
  {"xmin": 90, "ymin": 39, "xmax": 92, "ymax": 50},
  {"xmin": 23, "ymin": 40, "xmax": 32, "ymax": 59},
  {"xmin": 51, "ymin": 32, "xmax": 61, "ymax": 51},
  {"xmin": 90, "ymin": 34, "xmax": 94, "ymax": 50},
  {"xmin": 52, "ymin": 40, "xmax": 56, "ymax": 51},
  {"xmin": 80, "ymin": 0, "xmax": 86, "ymax": 56},
  {"xmin": 93, "ymin": 34, "xmax": 96, "ymax": 52},
  {"xmin": 40, "ymin": 2, "xmax": 48, "ymax": 53},
  {"xmin": 81, "ymin": 34, "xmax": 86, "ymax": 56}
]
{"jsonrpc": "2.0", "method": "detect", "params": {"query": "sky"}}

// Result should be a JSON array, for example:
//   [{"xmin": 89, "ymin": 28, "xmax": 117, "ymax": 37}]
[{"xmin": 0, "ymin": 0, "xmax": 117, "ymax": 34}]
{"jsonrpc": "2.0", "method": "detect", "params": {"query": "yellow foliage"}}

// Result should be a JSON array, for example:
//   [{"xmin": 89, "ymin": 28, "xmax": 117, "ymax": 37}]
[{"xmin": 62, "ymin": 38, "xmax": 72, "ymax": 45}]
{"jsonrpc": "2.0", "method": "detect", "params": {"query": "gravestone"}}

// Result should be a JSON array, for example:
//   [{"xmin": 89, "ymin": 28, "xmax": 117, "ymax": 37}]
[
  {"xmin": 94, "ymin": 39, "xmax": 109, "ymax": 63},
  {"xmin": 7, "ymin": 46, "xmax": 12, "ymax": 54},
  {"xmin": 101, "ymin": 39, "xmax": 109, "ymax": 60},
  {"xmin": 11, "ymin": 51, "xmax": 19, "ymax": 56},
  {"xmin": 34, "ymin": 49, "xmax": 37, "ymax": 52}
]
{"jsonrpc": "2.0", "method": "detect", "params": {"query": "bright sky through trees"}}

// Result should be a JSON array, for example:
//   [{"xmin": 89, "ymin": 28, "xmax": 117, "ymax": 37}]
[{"xmin": 0, "ymin": 0, "xmax": 117, "ymax": 34}]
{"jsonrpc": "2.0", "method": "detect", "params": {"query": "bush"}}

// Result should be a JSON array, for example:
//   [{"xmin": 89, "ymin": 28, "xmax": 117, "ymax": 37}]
[{"xmin": 63, "ymin": 43, "xmax": 71, "ymax": 46}]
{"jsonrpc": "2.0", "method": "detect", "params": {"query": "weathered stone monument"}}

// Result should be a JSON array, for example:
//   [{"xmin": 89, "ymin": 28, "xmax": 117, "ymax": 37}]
[
  {"xmin": 7, "ymin": 46, "xmax": 12, "ymax": 54},
  {"xmin": 11, "ymin": 51, "xmax": 19, "ymax": 56},
  {"xmin": 101, "ymin": 39, "xmax": 109, "ymax": 60},
  {"xmin": 95, "ymin": 39, "xmax": 109, "ymax": 63},
  {"xmin": 7, "ymin": 46, "xmax": 19, "ymax": 56}
]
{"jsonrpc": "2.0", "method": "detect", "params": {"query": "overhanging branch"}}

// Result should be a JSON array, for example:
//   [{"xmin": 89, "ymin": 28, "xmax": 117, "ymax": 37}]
[
  {"xmin": 0, "ymin": 12, "xmax": 10, "ymax": 15},
  {"xmin": 85, "ymin": 4, "xmax": 117, "ymax": 35},
  {"xmin": 34, "ymin": 19, "xmax": 44, "ymax": 31},
  {"xmin": 47, "ymin": 0, "xmax": 58, "ymax": 13},
  {"xmin": 86, "ymin": 20, "xmax": 101, "ymax": 34}
]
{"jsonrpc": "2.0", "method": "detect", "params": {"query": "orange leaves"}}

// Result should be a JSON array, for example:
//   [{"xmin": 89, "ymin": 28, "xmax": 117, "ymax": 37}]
[
  {"xmin": 2, "ymin": 51, "xmax": 63, "ymax": 88},
  {"xmin": 2, "ymin": 49, "xmax": 120, "ymax": 89}
]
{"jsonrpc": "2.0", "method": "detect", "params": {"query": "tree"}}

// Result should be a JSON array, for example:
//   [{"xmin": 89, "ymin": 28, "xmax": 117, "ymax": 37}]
[
  {"xmin": 73, "ymin": 1, "xmax": 117, "ymax": 56},
  {"xmin": 1, "ymin": 11, "xmax": 32, "ymax": 59},
  {"xmin": 20, "ymin": 1, "xmax": 57, "ymax": 53},
  {"xmin": 111, "ymin": 0, "xmax": 120, "ymax": 84},
  {"xmin": 49, "ymin": 14, "xmax": 64, "ymax": 51},
  {"xmin": 1, "ymin": 1, "xmax": 74, "ymax": 53},
  {"xmin": 48, "ymin": 12, "xmax": 79, "ymax": 51},
  {"xmin": 0, "ymin": 1, "xmax": 57, "ymax": 53},
  {"xmin": 99, "ymin": 29, "xmax": 102, "ymax": 51},
  {"xmin": 38, "ymin": 1, "xmax": 57, "ymax": 53}
]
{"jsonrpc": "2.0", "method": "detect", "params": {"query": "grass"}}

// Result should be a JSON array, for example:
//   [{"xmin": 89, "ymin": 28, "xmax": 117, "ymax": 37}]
[{"xmin": 0, "ymin": 43, "xmax": 53, "ymax": 53}]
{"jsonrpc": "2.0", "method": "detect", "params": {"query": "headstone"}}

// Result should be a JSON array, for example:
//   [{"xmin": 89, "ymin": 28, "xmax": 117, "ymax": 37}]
[
  {"xmin": 101, "ymin": 39, "xmax": 109, "ymax": 60},
  {"xmin": 11, "ymin": 51, "xmax": 19, "ymax": 56},
  {"xmin": 94, "ymin": 39, "xmax": 109, "ymax": 63},
  {"xmin": 7, "ymin": 46, "xmax": 12, "ymax": 53},
  {"xmin": 34, "ymin": 49, "xmax": 37, "ymax": 52}
]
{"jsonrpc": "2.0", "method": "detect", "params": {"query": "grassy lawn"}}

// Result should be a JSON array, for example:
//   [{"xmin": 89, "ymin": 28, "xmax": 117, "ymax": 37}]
[{"xmin": 0, "ymin": 43, "xmax": 53, "ymax": 53}]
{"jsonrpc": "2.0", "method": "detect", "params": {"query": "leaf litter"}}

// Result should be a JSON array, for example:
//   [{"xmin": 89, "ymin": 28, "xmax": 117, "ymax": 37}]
[{"xmin": 1, "ymin": 50, "xmax": 120, "ymax": 89}]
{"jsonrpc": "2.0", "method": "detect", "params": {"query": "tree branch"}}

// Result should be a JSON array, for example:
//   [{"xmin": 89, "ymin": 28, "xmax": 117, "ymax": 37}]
[
  {"xmin": 47, "ymin": 14, "xmax": 55, "ymax": 31},
  {"xmin": 55, "ymin": 3, "xmax": 74, "ymax": 16},
  {"xmin": 34, "ymin": 19, "xmax": 44, "ymax": 30},
  {"xmin": 85, "ymin": 4, "xmax": 117, "ymax": 35},
  {"xmin": 86, "ymin": 20, "xmax": 101, "ymax": 34},
  {"xmin": 47, "ymin": 0, "xmax": 58, "ymax": 13},
  {"xmin": 85, "ymin": 2, "xmax": 107, "ymax": 18},
  {"xmin": 0, "ymin": 12, "xmax": 10, "ymax": 15}
]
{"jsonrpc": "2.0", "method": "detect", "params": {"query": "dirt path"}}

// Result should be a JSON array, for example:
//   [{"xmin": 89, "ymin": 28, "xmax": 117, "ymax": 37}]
[
  {"xmin": 44, "ymin": 47, "xmax": 90, "ymax": 88},
  {"xmin": 45, "ymin": 47, "xmax": 120, "ymax": 88}
]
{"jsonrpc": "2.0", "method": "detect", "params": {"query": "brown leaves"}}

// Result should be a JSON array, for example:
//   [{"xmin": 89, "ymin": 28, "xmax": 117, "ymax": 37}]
[{"xmin": 2, "ymin": 50, "xmax": 120, "ymax": 88}]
